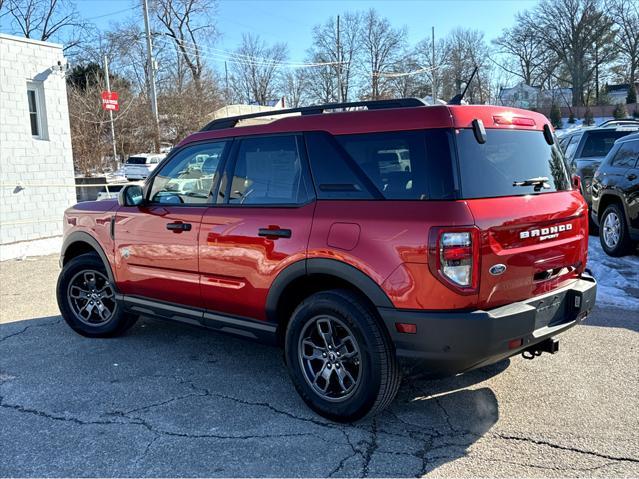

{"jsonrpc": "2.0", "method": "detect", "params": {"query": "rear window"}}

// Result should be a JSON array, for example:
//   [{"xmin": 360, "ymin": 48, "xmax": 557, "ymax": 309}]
[
  {"xmin": 334, "ymin": 129, "xmax": 456, "ymax": 200},
  {"xmin": 456, "ymin": 129, "xmax": 570, "ymax": 199},
  {"xmin": 126, "ymin": 156, "xmax": 147, "ymax": 165},
  {"xmin": 580, "ymin": 130, "xmax": 636, "ymax": 158}
]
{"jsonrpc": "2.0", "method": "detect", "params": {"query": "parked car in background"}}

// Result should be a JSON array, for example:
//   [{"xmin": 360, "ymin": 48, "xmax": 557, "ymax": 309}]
[
  {"xmin": 123, "ymin": 153, "xmax": 165, "ymax": 181},
  {"xmin": 591, "ymin": 132, "xmax": 639, "ymax": 256},
  {"xmin": 558, "ymin": 122, "xmax": 639, "ymax": 232}
]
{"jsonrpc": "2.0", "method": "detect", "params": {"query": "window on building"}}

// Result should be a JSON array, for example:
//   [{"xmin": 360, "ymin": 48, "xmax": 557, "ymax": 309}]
[{"xmin": 26, "ymin": 82, "xmax": 46, "ymax": 139}]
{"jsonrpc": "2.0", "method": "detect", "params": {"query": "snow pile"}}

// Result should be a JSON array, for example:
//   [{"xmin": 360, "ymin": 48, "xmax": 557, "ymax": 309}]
[{"xmin": 587, "ymin": 239, "xmax": 639, "ymax": 311}]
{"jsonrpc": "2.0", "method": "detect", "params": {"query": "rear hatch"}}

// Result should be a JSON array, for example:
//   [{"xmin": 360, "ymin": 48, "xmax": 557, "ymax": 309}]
[{"xmin": 455, "ymin": 128, "xmax": 588, "ymax": 310}]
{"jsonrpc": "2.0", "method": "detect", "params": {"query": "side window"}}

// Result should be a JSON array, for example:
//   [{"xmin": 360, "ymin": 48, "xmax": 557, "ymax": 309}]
[
  {"xmin": 564, "ymin": 135, "xmax": 580, "ymax": 160},
  {"xmin": 335, "ymin": 129, "xmax": 455, "ymax": 200},
  {"xmin": 610, "ymin": 141, "xmax": 639, "ymax": 169},
  {"xmin": 148, "ymin": 141, "xmax": 227, "ymax": 205},
  {"xmin": 304, "ymin": 132, "xmax": 373, "ymax": 199},
  {"xmin": 226, "ymin": 135, "xmax": 310, "ymax": 205},
  {"xmin": 27, "ymin": 82, "xmax": 47, "ymax": 139}
]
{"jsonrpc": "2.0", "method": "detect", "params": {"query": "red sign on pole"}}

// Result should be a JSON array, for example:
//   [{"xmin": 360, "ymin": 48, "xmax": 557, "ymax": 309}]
[{"xmin": 101, "ymin": 91, "xmax": 119, "ymax": 111}]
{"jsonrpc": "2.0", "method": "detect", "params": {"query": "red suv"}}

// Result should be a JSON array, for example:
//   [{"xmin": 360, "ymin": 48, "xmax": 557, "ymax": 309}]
[{"xmin": 57, "ymin": 99, "xmax": 597, "ymax": 422}]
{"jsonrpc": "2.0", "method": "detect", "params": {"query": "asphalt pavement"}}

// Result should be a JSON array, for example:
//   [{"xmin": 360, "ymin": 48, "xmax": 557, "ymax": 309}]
[{"xmin": 0, "ymin": 254, "xmax": 638, "ymax": 477}]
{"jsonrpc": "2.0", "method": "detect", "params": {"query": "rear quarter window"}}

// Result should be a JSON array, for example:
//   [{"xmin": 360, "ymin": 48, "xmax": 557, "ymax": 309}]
[{"xmin": 456, "ymin": 129, "xmax": 570, "ymax": 199}]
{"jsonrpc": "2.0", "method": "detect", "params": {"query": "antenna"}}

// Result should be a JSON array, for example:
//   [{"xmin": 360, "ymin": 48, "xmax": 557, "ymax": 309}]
[{"xmin": 448, "ymin": 66, "xmax": 478, "ymax": 105}]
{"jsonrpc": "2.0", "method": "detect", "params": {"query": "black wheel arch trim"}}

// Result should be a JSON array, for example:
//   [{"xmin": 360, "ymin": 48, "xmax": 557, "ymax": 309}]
[
  {"xmin": 61, "ymin": 231, "xmax": 115, "ymax": 283},
  {"xmin": 265, "ymin": 258, "xmax": 394, "ymax": 323}
]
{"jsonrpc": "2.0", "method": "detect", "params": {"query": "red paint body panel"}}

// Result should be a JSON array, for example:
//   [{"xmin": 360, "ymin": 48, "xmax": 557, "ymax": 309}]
[
  {"xmin": 199, "ymin": 204, "xmax": 315, "ymax": 319},
  {"xmin": 113, "ymin": 206, "xmax": 207, "ymax": 308},
  {"xmin": 309, "ymin": 201, "xmax": 478, "ymax": 310},
  {"xmin": 63, "ymin": 200, "xmax": 117, "ymax": 267}
]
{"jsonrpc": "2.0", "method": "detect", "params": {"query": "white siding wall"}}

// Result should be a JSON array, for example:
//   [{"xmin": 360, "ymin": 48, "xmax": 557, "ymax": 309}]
[{"xmin": 0, "ymin": 34, "xmax": 76, "ymax": 260}]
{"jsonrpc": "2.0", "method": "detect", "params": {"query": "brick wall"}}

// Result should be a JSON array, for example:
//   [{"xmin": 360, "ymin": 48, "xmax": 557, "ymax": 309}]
[{"xmin": 0, "ymin": 34, "xmax": 76, "ymax": 255}]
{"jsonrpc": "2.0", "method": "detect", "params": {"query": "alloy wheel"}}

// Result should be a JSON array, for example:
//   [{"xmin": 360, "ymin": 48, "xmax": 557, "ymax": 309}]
[
  {"xmin": 67, "ymin": 270, "xmax": 117, "ymax": 326},
  {"xmin": 603, "ymin": 211, "xmax": 621, "ymax": 249},
  {"xmin": 298, "ymin": 315, "xmax": 362, "ymax": 402}
]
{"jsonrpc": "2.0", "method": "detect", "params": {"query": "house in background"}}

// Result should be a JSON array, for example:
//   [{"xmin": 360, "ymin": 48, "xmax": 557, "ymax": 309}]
[
  {"xmin": 605, "ymin": 83, "xmax": 639, "ymax": 105},
  {"xmin": 0, "ymin": 33, "xmax": 76, "ymax": 261},
  {"xmin": 498, "ymin": 81, "xmax": 573, "ymax": 109}
]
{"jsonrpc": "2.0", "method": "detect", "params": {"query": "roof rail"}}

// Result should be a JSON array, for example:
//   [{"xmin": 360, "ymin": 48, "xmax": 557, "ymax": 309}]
[
  {"xmin": 201, "ymin": 98, "xmax": 427, "ymax": 131},
  {"xmin": 597, "ymin": 118, "xmax": 639, "ymax": 128}
]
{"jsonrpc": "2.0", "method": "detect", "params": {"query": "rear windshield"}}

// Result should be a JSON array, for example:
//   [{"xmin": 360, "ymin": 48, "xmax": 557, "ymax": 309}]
[
  {"xmin": 581, "ymin": 130, "xmax": 637, "ymax": 158},
  {"xmin": 456, "ymin": 129, "xmax": 570, "ymax": 199},
  {"xmin": 126, "ymin": 156, "xmax": 147, "ymax": 165}
]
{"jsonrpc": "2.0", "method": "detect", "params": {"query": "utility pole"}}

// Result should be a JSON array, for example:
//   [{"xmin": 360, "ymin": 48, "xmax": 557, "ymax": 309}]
[
  {"xmin": 142, "ymin": 0, "xmax": 160, "ymax": 152},
  {"xmin": 431, "ymin": 26, "xmax": 437, "ymax": 104},
  {"xmin": 224, "ymin": 61, "xmax": 229, "ymax": 102},
  {"xmin": 336, "ymin": 14, "xmax": 342, "ymax": 103},
  {"xmin": 103, "ymin": 55, "xmax": 118, "ymax": 168}
]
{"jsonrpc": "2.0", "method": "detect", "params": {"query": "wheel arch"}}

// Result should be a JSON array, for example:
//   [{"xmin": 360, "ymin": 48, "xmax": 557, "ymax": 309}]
[
  {"xmin": 598, "ymin": 192, "xmax": 628, "ymax": 223},
  {"xmin": 61, "ymin": 232, "xmax": 115, "ymax": 283},
  {"xmin": 266, "ymin": 258, "xmax": 394, "ymax": 343}
]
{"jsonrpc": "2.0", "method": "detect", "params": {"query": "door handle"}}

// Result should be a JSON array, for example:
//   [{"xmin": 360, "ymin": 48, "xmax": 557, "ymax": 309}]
[
  {"xmin": 166, "ymin": 222, "xmax": 192, "ymax": 232},
  {"xmin": 627, "ymin": 173, "xmax": 637, "ymax": 181},
  {"xmin": 258, "ymin": 228, "xmax": 291, "ymax": 239}
]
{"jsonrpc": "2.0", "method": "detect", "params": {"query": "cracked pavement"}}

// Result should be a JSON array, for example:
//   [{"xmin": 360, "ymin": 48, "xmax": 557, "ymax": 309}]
[{"xmin": 1, "ymin": 255, "xmax": 638, "ymax": 477}]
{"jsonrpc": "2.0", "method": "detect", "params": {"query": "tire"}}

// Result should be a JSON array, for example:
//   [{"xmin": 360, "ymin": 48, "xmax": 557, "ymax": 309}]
[
  {"xmin": 599, "ymin": 203, "xmax": 632, "ymax": 257},
  {"xmin": 285, "ymin": 289, "xmax": 401, "ymax": 422},
  {"xmin": 56, "ymin": 252, "xmax": 137, "ymax": 337}
]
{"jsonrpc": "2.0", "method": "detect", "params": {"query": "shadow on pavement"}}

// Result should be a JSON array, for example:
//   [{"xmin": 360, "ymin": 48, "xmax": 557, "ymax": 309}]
[{"xmin": 0, "ymin": 315, "xmax": 501, "ymax": 477}]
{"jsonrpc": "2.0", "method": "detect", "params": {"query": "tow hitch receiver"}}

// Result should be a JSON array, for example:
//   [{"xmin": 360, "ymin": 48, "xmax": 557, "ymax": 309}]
[{"xmin": 522, "ymin": 337, "xmax": 559, "ymax": 359}]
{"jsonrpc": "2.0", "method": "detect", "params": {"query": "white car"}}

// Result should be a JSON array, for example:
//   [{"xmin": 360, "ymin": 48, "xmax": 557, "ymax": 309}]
[{"xmin": 124, "ymin": 153, "xmax": 165, "ymax": 180}]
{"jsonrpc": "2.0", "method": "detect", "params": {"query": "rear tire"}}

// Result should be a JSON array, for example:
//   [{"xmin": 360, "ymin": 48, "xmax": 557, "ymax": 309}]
[
  {"xmin": 600, "ymin": 203, "xmax": 632, "ymax": 257},
  {"xmin": 285, "ymin": 289, "xmax": 401, "ymax": 422},
  {"xmin": 57, "ymin": 253, "xmax": 137, "ymax": 337}
]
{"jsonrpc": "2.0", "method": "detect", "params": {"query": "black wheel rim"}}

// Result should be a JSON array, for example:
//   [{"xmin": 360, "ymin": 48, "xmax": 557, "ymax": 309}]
[
  {"xmin": 67, "ymin": 270, "xmax": 117, "ymax": 326},
  {"xmin": 298, "ymin": 315, "xmax": 362, "ymax": 402}
]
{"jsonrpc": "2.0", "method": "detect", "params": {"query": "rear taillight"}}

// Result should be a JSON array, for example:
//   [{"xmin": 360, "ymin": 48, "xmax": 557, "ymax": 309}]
[{"xmin": 428, "ymin": 227, "xmax": 480, "ymax": 294}]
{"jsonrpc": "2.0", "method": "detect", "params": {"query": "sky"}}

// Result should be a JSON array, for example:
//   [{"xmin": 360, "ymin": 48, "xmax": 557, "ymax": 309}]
[{"xmin": 74, "ymin": 0, "xmax": 538, "ymax": 62}]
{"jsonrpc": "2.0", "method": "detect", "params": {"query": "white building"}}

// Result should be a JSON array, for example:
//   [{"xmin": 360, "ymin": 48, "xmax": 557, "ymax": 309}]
[{"xmin": 0, "ymin": 34, "xmax": 76, "ymax": 261}]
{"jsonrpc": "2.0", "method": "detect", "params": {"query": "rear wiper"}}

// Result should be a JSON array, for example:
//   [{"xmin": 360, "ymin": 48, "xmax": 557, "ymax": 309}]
[{"xmin": 513, "ymin": 177, "xmax": 550, "ymax": 191}]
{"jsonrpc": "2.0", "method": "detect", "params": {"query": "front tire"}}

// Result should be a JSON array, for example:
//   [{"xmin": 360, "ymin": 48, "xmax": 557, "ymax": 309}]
[
  {"xmin": 57, "ymin": 253, "xmax": 137, "ymax": 337},
  {"xmin": 285, "ymin": 289, "xmax": 401, "ymax": 422},
  {"xmin": 600, "ymin": 204, "xmax": 632, "ymax": 257}
]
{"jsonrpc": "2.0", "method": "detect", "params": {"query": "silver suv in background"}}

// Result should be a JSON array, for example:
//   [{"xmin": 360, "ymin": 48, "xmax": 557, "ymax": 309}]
[
  {"xmin": 558, "ymin": 122, "xmax": 639, "ymax": 231},
  {"xmin": 124, "ymin": 153, "xmax": 166, "ymax": 181}
]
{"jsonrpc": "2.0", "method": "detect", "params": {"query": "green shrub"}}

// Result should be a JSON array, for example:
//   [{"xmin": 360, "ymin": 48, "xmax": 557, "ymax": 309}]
[{"xmin": 613, "ymin": 103, "xmax": 628, "ymax": 119}]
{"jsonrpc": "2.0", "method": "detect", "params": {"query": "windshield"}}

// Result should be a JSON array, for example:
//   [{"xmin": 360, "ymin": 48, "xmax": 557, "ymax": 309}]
[
  {"xmin": 126, "ymin": 157, "xmax": 148, "ymax": 165},
  {"xmin": 581, "ymin": 130, "xmax": 637, "ymax": 158},
  {"xmin": 456, "ymin": 129, "xmax": 571, "ymax": 199}
]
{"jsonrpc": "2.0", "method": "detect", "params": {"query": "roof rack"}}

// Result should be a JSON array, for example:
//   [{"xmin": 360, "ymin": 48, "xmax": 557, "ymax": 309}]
[{"xmin": 201, "ymin": 98, "xmax": 427, "ymax": 131}]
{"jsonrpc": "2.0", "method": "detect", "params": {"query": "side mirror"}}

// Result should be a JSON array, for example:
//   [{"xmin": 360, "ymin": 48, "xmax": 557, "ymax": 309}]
[{"xmin": 118, "ymin": 184, "xmax": 145, "ymax": 207}]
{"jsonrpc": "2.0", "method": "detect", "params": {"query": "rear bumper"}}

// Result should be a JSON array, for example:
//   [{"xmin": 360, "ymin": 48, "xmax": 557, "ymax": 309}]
[{"xmin": 378, "ymin": 274, "xmax": 597, "ymax": 375}]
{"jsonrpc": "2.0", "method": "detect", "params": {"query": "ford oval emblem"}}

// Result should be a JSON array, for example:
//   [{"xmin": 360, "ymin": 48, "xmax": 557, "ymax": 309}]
[{"xmin": 489, "ymin": 264, "xmax": 507, "ymax": 276}]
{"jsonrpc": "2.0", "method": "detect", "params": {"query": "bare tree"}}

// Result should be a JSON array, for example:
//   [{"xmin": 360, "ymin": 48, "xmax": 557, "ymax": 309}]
[
  {"xmin": 308, "ymin": 12, "xmax": 361, "ymax": 102},
  {"xmin": 229, "ymin": 33, "xmax": 287, "ymax": 105},
  {"xmin": 607, "ymin": 0, "xmax": 639, "ymax": 87},
  {"xmin": 493, "ymin": 15, "xmax": 558, "ymax": 87},
  {"xmin": 153, "ymin": 0, "xmax": 217, "ymax": 90},
  {"xmin": 361, "ymin": 9, "xmax": 407, "ymax": 99},
  {"xmin": 2, "ymin": 0, "xmax": 86, "ymax": 51},
  {"xmin": 523, "ymin": 0, "xmax": 616, "ymax": 106},
  {"xmin": 281, "ymin": 69, "xmax": 309, "ymax": 108},
  {"xmin": 440, "ymin": 28, "xmax": 491, "ymax": 103}
]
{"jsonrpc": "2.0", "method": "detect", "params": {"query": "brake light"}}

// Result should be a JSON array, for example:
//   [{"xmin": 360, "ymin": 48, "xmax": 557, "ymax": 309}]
[
  {"xmin": 493, "ymin": 115, "xmax": 536, "ymax": 127},
  {"xmin": 428, "ymin": 227, "xmax": 480, "ymax": 294}
]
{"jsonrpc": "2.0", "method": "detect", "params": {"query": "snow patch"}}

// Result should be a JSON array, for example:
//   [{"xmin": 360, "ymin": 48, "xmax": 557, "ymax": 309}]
[{"xmin": 587, "ymin": 239, "xmax": 639, "ymax": 311}]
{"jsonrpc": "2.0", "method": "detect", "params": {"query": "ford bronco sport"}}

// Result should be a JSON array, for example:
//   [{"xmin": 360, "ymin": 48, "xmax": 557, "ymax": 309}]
[{"xmin": 57, "ymin": 99, "xmax": 597, "ymax": 422}]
